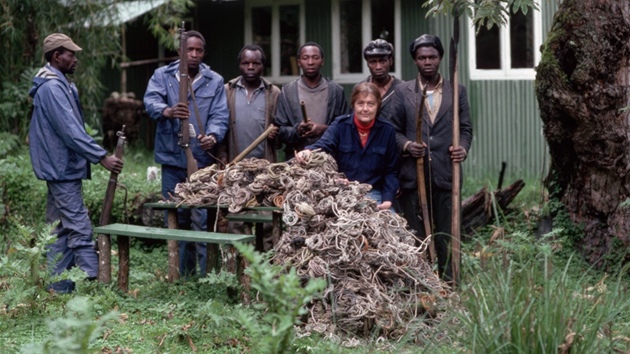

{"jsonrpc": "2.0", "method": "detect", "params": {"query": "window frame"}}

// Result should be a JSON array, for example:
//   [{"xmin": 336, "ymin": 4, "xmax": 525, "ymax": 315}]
[
  {"xmin": 467, "ymin": 2, "xmax": 543, "ymax": 80},
  {"xmin": 244, "ymin": 0, "xmax": 306, "ymax": 84},
  {"xmin": 330, "ymin": 0, "xmax": 401, "ymax": 84}
]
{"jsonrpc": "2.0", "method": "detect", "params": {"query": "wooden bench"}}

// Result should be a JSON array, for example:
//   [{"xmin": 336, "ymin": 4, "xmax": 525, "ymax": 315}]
[
  {"xmin": 94, "ymin": 223, "xmax": 253, "ymax": 292},
  {"xmin": 225, "ymin": 212, "xmax": 274, "ymax": 250},
  {"xmin": 143, "ymin": 202, "xmax": 283, "ymax": 252}
]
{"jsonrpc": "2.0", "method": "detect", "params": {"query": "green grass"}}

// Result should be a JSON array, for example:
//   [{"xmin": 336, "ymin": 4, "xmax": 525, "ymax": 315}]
[{"xmin": 1, "ymin": 146, "xmax": 629, "ymax": 353}]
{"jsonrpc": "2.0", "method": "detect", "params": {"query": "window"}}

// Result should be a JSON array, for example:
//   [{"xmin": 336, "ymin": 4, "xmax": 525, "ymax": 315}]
[
  {"xmin": 245, "ymin": 0, "xmax": 305, "ymax": 83},
  {"xmin": 331, "ymin": 0, "xmax": 401, "ymax": 84},
  {"xmin": 468, "ymin": 2, "xmax": 542, "ymax": 80}
]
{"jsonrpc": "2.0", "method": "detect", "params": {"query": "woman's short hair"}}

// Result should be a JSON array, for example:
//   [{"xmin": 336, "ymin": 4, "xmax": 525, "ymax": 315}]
[{"xmin": 351, "ymin": 82, "xmax": 382, "ymax": 114}]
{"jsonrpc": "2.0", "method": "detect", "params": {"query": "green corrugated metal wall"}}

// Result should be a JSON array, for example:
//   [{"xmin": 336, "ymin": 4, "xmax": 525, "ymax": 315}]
[{"xmin": 419, "ymin": 2, "xmax": 561, "ymax": 183}]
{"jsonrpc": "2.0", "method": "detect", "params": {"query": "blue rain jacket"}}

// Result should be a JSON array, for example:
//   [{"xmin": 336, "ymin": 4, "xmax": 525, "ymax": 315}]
[
  {"xmin": 306, "ymin": 113, "xmax": 400, "ymax": 202},
  {"xmin": 143, "ymin": 60, "xmax": 229, "ymax": 168},
  {"xmin": 29, "ymin": 65, "xmax": 106, "ymax": 181}
]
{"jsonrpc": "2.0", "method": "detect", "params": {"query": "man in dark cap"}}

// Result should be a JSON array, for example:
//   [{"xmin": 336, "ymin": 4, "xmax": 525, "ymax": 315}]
[
  {"xmin": 29, "ymin": 33, "xmax": 124, "ymax": 293},
  {"xmin": 355, "ymin": 39, "xmax": 402, "ymax": 123},
  {"xmin": 388, "ymin": 34, "xmax": 473, "ymax": 282}
]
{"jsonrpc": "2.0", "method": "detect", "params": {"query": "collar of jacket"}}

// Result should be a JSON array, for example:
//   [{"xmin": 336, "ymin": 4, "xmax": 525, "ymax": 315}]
[
  {"xmin": 163, "ymin": 60, "xmax": 214, "ymax": 80},
  {"xmin": 227, "ymin": 76, "xmax": 274, "ymax": 91}
]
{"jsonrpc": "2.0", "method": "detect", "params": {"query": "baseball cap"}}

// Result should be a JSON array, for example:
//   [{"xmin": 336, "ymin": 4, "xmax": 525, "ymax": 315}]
[
  {"xmin": 43, "ymin": 33, "xmax": 82, "ymax": 54},
  {"xmin": 409, "ymin": 34, "xmax": 444, "ymax": 58},
  {"xmin": 363, "ymin": 39, "xmax": 394, "ymax": 59}
]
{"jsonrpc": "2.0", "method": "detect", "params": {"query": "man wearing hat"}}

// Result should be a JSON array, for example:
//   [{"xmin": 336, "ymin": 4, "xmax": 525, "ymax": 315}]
[
  {"xmin": 389, "ymin": 34, "xmax": 473, "ymax": 282},
  {"xmin": 29, "ymin": 33, "xmax": 124, "ymax": 293},
  {"xmin": 355, "ymin": 39, "xmax": 402, "ymax": 123}
]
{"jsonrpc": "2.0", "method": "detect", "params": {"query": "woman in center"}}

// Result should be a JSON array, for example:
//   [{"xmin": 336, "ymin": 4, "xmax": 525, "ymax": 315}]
[{"xmin": 296, "ymin": 82, "xmax": 399, "ymax": 211}]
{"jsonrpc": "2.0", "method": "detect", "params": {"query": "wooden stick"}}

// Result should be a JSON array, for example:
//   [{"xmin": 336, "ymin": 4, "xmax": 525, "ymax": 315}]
[
  {"xmin": 229, "ymin": 124, "xmax": 276, "ymax": 165},
  {"xmin": 300, "ymin": 101, "xmax": 309, "ymax": 123},
  {"xmin": 415, "ymin": 81, "xmax": 436, "ymax": 263},
  {"xmin": 451, "ymin": 55, "xmax": 461, "ymax": 288}
]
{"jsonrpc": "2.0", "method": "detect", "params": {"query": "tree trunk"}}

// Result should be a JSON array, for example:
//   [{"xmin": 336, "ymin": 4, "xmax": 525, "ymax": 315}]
[{"xmin": 535, "ymin": 0, "xmax": 630, "ymax": 267}]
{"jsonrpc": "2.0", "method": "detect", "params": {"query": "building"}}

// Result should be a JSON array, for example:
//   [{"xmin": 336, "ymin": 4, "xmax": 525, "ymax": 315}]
[{"xmin": 109, "ymin": 0, "xmax": 559, "ymax": 182}]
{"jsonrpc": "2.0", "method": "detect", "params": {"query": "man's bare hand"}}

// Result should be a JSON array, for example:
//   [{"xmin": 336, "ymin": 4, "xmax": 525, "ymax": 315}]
[
  {"xmin": 407, "ymin": 142, "xmax": 426, "ymax": 158},
  {"xmin": 267, "ymin": 125, "xmax": 279, "ymax": 140},
  {"xmin": 163, "ymin": 102, "xmax": 190, "ymax": 120},
  {"xmin": 449, "ymin": 145, "xmax": 467, "ymax": 162},
  {"xmin": 100, "ymin": 155, "xmax": 123, "ymax": 174},
  {"xmin": 199, "ymin": 134, "xmax": 217, "ymax": 150},
  {"xmin": 297, "ymin": 122, "xmax": 312, "ymax": 137},
  {"xmin": 299, "ymin": 123, "xmax": 327, "ymax": 138}
]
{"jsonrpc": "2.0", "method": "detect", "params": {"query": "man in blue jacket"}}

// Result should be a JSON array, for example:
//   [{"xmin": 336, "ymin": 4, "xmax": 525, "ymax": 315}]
[
  {"xmin": 29, "ymin": 33, "xmax": 124, "ymax": 293},
  {"xmin": 144, "ymin": 30, "xmax": 229, "ymax": 277}
]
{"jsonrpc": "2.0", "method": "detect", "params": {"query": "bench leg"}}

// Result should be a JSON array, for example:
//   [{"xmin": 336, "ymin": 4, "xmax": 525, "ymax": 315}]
[
  {"xmin": 272, "ymin": 211, "xmax": 282, "ymax": 248},
  {"xmin": 117, "ymin": 235, "xmax": 130, "ymax": 292},
  {"xmin": 208, "ymin": 244, "xmax": 221, "ymax": 273},
  {"xmin": 97, "ymin": 233, "xmax": 111, "ymax": 283},
  {"xmin": 236, "ymin": 252, "xmax": 251, "ymax": 304},
  {"xmin": 206, "ymin": 207, "xmax": 222, "ymax": 274},
  {"xmin": 167, "ymin": 210, "xmax": 180, "ymax": 282},
  {"xmin": 255, "ymin": 223, "xmax": 264, "ymax": 252}
]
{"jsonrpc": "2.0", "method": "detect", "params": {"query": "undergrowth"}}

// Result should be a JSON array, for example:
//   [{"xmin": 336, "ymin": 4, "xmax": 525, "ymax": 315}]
[{"xmin": 1, "ymin": 146, "xmax": 629, "ymax": 353}]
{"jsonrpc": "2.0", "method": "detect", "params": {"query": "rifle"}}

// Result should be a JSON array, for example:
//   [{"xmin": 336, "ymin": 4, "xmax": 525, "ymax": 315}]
[
  {"xmin": 178, "ymin": 21, "xmax": 198, "ymax": 178},
  {"xmin": 97, "ymin": 125, "xmax": 126, "ymax": 283},
  {"xmin": 415, "ymin": 82, "xmax": 436, "ymax": 264}
]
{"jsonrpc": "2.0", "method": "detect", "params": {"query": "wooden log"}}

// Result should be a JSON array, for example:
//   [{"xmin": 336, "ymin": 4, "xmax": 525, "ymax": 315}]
[{"xmin": 461, "ymin": 179, "xmax": 526, "ymax": 235}]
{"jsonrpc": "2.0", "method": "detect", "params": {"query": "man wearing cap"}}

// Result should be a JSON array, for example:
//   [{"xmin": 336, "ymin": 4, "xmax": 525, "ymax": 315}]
[
  {"xmin": 355, "ymin": 39, "xmax": 402, "ymax": 122},
  {"xmin": 29, "ymin": 33, "xmax": 124, "ymax": 293},
  {"xmin": 389, "ymin": 34, "xmax": 473, "ymax": 282},
  {"xmin": 274, "ymin": 41, "xmax": 350, "ymax": 159},
  {"xmin": 144, "ymin": 30, "xmax": 228, "ymax": 277}
]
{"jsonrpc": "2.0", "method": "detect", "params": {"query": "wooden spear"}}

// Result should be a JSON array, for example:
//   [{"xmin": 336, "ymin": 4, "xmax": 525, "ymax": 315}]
[
  {"xmin": 229, "ymin": 124, "xmax": 277, "ymax": 165},
  {"xmin": 449, "ymin": 10, "xmax": 462, "ymax": 287},
  {"xmin": 415, "ymin": 82, "xmax": 436, "ymax": 263}
]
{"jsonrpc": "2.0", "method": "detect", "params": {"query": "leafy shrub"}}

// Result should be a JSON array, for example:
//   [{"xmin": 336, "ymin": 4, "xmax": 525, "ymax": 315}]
[
  {"xmin": 233, "ymin": 242, "xmax": 327, "ymax": 354},
  {"xmin": 20, "ymin": 297, "xmax": 119, "ymax": 354}
]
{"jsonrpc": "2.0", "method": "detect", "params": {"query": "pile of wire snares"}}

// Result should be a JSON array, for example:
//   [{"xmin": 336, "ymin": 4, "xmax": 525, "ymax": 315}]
[{"xmin": 170, "ymin": 151, "xmax": 452, "ymax": 340}]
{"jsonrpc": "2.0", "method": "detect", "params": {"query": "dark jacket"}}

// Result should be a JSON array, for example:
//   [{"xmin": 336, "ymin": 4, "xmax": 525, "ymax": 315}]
[
  {"xmin": 389, "ymin": 77, "xmax": 473, "ymax": 190},
  {"xmin": 220, "ymin": 76, "xmax": 281, "ymax": 163},
  {"xmin": 28, "ymin": 65, "xmax": 106, "ymax": 181},
  {"xmin": 143, "ymin": 60, "xmax": 229, "ymax": 169},
  {"xmin": 306, "ymin": 113, "xmax": 399, "ymax": 202},
  {"xmin": 354, "ymin": 75, "xmax": 403, "ymax": 123},
  {"xmin": 275, "ymin": 76, "xmax": 350, "ymax": 158}
]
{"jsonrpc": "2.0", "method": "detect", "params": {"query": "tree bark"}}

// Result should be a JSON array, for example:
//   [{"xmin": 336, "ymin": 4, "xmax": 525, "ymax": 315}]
[{"xmin": 535, "ymin": 0, "xmax": 630, "ymax": 267}]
